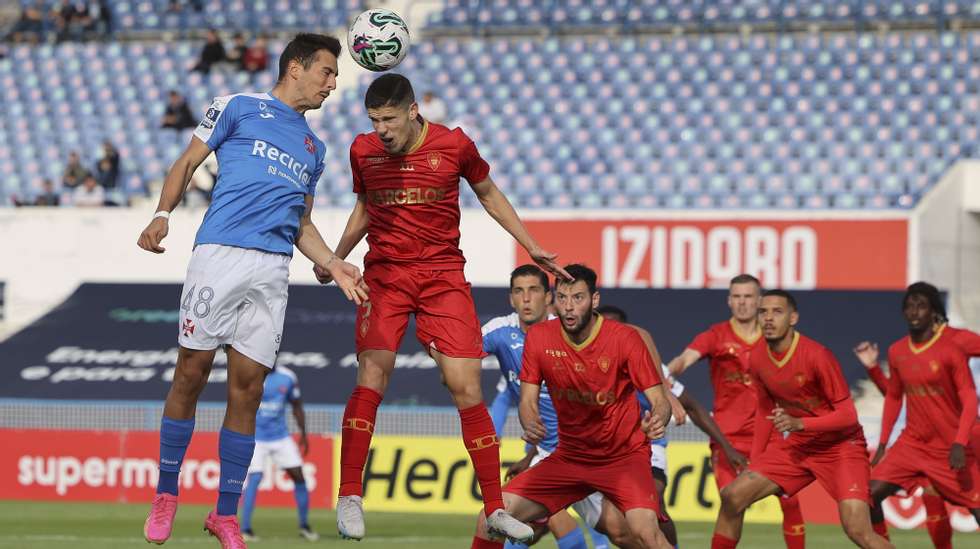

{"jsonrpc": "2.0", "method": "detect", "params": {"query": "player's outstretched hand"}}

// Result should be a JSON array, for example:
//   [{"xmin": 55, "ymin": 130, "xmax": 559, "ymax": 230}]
[
  {"xmin": 324, "ymin": 258, "xmax": 369, "ymax": 305},
  {"xmin": 521, "ymin": 416, "xmax": 547, "ymax": 445},
  {"xmin": 724, "ymin": 446, "xmax": 749, "ymax": 471},
  {"xmin": 950, "ymin": 443, "xmax": 966, "ymax": 470},
  {"xmin": 853, "ymin": 341, "xmax": 879, "ymax": 369},
  {"xmin": 870, "ymin": 445, "xmax": 886, "ymax": 467},
  {"xmin": 641, "ymin": 409, "xmax": 667, "ymax": 440},
  {"xmin": 667, "ymin": 391, "xmax": 687, "ymax": 425},
  {"xmin": 528, "ymin": 247, "xmax": 572, "ymax": 281},
  {"xmin": 767, "ymin": 407, "xmax": 803, "ymax": 433},
  {"xmin": 137, "ymin": 217, "xmax": 169, "ymax": 254}
]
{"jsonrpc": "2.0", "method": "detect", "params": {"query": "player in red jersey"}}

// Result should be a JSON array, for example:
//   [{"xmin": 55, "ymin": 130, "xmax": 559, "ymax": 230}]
[
  {"xmin": 853, "ymin": 285, "xmax": 980, "ymax": 548},
  {"xmin": 470, "ymin": 264, "xmax": 673, "ymax": 549},
  {"xmin": 318, "ymin": 74, "xmax": 568, "ymax": 542},
  {"xmin": 867, "ymin": 282, "xmax": 980, "ymax": 542},
  {"xmin": 667, "ymin": 274, "xmax": 806, "ymax": 548},
  {"xmin": 711, "ymin": 290, "xmax": 892, "ymax": 549}
]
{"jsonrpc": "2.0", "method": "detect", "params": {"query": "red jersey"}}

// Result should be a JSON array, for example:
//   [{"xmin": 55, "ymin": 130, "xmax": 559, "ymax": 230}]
[
  {"xmin": 946, "ymin": 325, "xmax": 980, "ymax": 357},
  {"xmin": 882, "ymin": 325, "xmax": 978, "ymax": 447},
  {"xmin": 521, "ymin": 316, "xmax": 663, "ymax": 463},
  {"xmin": 349, "ymin": 121, "xmax": 490, "ymax": 269},
  {"xmin": 687, "ymin": 319, "xmax": 763, "ymax": 441},
  {"xmin": 749, "ymin": 332, "xmax": 864, "ymax": 453}
]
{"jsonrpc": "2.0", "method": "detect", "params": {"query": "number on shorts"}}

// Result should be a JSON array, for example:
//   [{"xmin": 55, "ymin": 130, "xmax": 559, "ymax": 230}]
[{"xmin": 181, "ymin": 284, "xmax": 215, "ymax": 319}]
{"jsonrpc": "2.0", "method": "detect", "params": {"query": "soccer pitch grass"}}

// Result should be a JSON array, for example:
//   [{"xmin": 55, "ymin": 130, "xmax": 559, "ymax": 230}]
[{"xmin": 0, "ymin": 501, "xmax": 944, "ymax": 548}]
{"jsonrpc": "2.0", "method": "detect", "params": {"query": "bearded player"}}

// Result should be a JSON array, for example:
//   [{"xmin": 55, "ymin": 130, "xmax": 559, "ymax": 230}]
[
  {"xmin": 667, "ymin": 275, "xmax": 806, "ymax": 548},
  {"xmin": 317, "ymin": 74, "xmax": 568, "ymax": 542},
  {"xmin": 711, "ymin": 290, "xmax": 892, "ymax": 549},
  {"xmin": 471, "ymin": 264, "xmax": 673, "ymax": 549}
]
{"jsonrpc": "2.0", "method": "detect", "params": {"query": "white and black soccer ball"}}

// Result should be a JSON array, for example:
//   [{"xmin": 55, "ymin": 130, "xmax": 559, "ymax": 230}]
[{"xmin": 347, "ymin": 9, "xmax": 410, "ymax": 72}]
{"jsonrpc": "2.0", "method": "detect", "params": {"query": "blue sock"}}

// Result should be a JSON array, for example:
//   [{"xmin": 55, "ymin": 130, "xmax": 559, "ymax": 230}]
[
  {"xmin": 240, "ymin": 472, "xmax": 262, "ymax": 531},
  {"xmin": 157, "ymin": 416, "xmax": 195, "ymax": 495},
  {"xmin": 216, "ymin": 428, "xmax": 255, "ymax": 516},
  {"xmin": 588, "ymin": 526, "xmax": 611, "ymax": 549},
  {"xmin": 503, "ymin": 542, "xmax": 529, "ymax": 549},
  {"xmin": 557, "ymin": 527, "xmax": 588, "ymax": 549},
  {"xmin": 294, "ymin": 480, "xmax": 310, "ymax": 528}
]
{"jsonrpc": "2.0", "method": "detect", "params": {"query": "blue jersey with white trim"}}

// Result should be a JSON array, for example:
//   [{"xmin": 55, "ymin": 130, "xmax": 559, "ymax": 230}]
[
  {"xmin": 482, "ymin": 313, "xmax": 559, "ymax": 453},
  {"xmin": 192, "ymin": 92, "xmax": 325, "ymax": 256},
  {"xmin": 255, "ymin": 366, "xmax": 301, "ymax": 441}
]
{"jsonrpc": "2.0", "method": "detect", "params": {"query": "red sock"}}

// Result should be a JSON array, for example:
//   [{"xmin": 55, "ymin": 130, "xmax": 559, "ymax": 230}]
[
  {"xmin": 711, "ymin": 533, "xmax": 739, "ymax": 549},
  {"xmin": 459, "ymin": 404, "xmax": 504, "ymax": 515},
  {"xmin": 872, "ymin": 519, "xmax": 890, "ymax": 541},
  {"xmin": 471, "ymin": 537, "xmax": 504, "ymax": 549},
  {"xmin": 779, "ymin": 495, "xmax": 806, "ymax": 549},
  {"xmin": 922, "ymin": 492, "xmax": 952, "ymax": 549},
  {"xmin": 338, "ymin": 386, "xmax": 383, "ymax": 497}
]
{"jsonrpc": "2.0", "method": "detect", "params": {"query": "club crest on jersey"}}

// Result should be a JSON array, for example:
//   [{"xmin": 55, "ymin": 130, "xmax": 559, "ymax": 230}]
[
  {"xmin": 794, "ymin": 373, "xmax": 807, "ymax": 387},
  {"xmin": 305, "ymin": 135, "xmax": 316, "ymax": 154},
  {"xmin": 598, "ymin": 357, "xmax": 611, "ymax": 373},
  {"xmin": 929, "ymin": 360, "xmax": 940, "ymax": 373},
  {"xmin": 182, "ymin": 318, "xmax": 195, "ymax": 337},
  {"xmin": 427, "ymin": 152, "xmax": 442, "ymax": 170},
  {"xmin": 278, "ymin": 386, "xmax": 287, "ymax": 394},
  {"xmin": 574, "ymin": 362, "xmax": 585, "ymax": 373}
]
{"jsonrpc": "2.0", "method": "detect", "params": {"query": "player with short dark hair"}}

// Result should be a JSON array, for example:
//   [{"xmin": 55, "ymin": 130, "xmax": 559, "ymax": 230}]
[
  {"xmin": 471, "ymin": 264, "xmax": 674, "ymax": 549},
  {"xmin": 320, "ymin": 73, "xmax": 567, "ymax": 542},
  {"xmin": 667, "ymin": 275, "xmax": 806, "ymax": 548},
  {"xmin": 138, "ymin": 33, "xmax": 366, "ymax": 548},
  {"xmin": 711, "ymin": 291, "xmax": 891, "ymax": 549},
  {"xmin": 867, "ymin": 282, "xmax": 980, "ymax": 539}
]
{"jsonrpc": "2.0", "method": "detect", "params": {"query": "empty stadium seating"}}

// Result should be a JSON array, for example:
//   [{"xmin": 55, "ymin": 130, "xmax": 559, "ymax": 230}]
[{"xmin": 3, "ymin": 2, "xmax": 979, "ymax": 208}]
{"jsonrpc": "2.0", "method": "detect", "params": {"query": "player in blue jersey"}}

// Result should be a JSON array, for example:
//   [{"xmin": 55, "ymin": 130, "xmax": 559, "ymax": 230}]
[
  {"xmin": 240, "ymin": 366, "xmax": 317, "ymax": 542},
  {"xmin": 596, "ymin": 305, "xmax": 747, "ymax": 549},
  {"xmin": 137, "ymin": 33, "xmax": 368, "ymax": 548},
  {"xmin": 482, "ymin": 264, "xmax": 595, "ymax": 549}
]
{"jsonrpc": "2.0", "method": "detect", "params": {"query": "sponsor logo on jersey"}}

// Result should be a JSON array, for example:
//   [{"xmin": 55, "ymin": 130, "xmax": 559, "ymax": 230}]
[
  {"xmin": 205, "ymin": 108, "xmax": 220, "ymax": 121},
  {"xmin": 367, "ymin": 187, "xmax": 445, "ymax": 206},
  {"xmin": 251, "ymin": 140, "xmax": 312, "ymax": 187}
]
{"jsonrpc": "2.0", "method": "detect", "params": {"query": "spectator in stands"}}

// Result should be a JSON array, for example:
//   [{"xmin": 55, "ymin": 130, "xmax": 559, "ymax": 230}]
[
  {"xmin": 191, "ymin": 29, "xmax": 227, "ymax": 74},
  {"xmin": 62, "ymin": 151, "xmax": 91, "ymax": 189},
  {"xmin": 95, "ymin": 158, "xmax": 117, "ymax": 189},
  {"xmin": 100, "ymin": 139, "xmax": 120, "ymax": 182},
  {"xmin": 94, "ymin": 0, "xmax": 113, "ymax": 36},
  {"xmin": 419, "ymin": 91, "xmax": 448, "ymax": 124},
  {"xmin": 72, "ymin": 175, "xmax": 105, "ymax": 207},
  {"xmin": 9, "ymin": 0, "xmax": 48, "ymax": 43},
  {"xmin": 167, "ymin": 0, "xmax": 204, "ymax": 12},
  {"xmin": 33, "ymin": 179, "xmax": 61, "ymax": 206},
  {"xmin": 161, "ymin": 90, "xmax": 197, "ymax": 130},
  {"xmin": 52, "ymin": 1, "xmax": 95, "ymax": 42},
  {"xmin": 243, "ymin": 36, "xmax": 269, "ymax": 75},
  {"xmin": 226, "ymin": 33, "xmax": 247, "ymax": 70}
]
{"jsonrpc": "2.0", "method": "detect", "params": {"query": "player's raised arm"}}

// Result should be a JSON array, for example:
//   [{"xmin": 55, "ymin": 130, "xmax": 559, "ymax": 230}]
[
  {"xmin": 470, "ymin": 177, "xmax": 571, "ymax": 281},
  {"xmin": 296, "ymin": 195, "xmax": 369, "ymax": 305},
  {"xmin": 137, "ymin": 136, "xmax": 212, "ymax": 254},
  {"xmin": 853, "ymin": 341, "xmax": 888, "ymax": 395},
  {"xmin": 666, "ymin": 348, "xmax": 704, "ymax": 377}
]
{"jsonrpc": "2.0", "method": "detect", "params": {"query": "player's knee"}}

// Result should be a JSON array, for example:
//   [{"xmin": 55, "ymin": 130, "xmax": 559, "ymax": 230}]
[
  {"xmin": 171, "ymin": 360, "xmax": 210, "ymax": 395},
  {"xmin": 719, "ymin": 486, "xmax": 749, "ymax": 515},
  {"xmin": 841, "ymin": 518, "xmax": 873, "ymax": 546}
]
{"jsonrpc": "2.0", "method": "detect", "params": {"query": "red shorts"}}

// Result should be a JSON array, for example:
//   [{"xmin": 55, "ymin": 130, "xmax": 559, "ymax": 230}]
[
  {"xmin": 711, "ymin": 436, "xmax": 753, "ymax": 490},
  {"xmin": 504, "ymin": 448, "xmax": 662, "ymax": 517},
  {"xmin": 872, "ymin": 434, "xmax": 980, "ymax": 509},
  {"xmin": 355, "ymin": 264, "xmax": 484, "ymax": 358},
  {"xmin": 750, "ymin": 437, "xmax": 871, "ymax": 503}
]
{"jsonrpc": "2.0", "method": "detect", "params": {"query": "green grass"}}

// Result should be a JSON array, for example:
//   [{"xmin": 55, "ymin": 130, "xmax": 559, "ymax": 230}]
[{"xmin": 0, "ymin": 501, "xmax": 944, "ymax": 548}]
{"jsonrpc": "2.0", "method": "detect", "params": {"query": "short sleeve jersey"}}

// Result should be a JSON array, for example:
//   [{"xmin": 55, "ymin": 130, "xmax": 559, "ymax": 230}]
[
  {"xmin": 886, "ymin": 326, "xmax": 977, "ymax": 447},
  {"xmin": 687, "ymin": 319, "xmax": 763, "ymax": 441},
  {"xmin": 521, "ymin": 316, "xmax": 663, "ymax": 462},
  {"xmin": 349, "ymin": 120, "xmax": 490, "ymax": 269},
  {"xmin": 193, "ymin": 93, "xmax": 325, "ymax": 256},
  {"xmin": 482, "ymin": 313, "xmax": 559, "ymax": 453},
  {"xmin": 255, "ymin": 366, "xmax": 301, "ymax": 442},
  {"xmin": 749, "ymin": 332, "xmax": 864, "ymax": 451}
]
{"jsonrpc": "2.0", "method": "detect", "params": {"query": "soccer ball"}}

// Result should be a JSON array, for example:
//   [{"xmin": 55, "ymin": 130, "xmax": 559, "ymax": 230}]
[{"xmin": 347, "ymin": 9, "xmax": 410, "ymax": 72}]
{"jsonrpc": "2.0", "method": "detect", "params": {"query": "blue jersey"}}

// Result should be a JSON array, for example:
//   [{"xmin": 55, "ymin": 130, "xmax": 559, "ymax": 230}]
[
  {"xmin": 192, "ymin": 92, "xmax": 325, "ymax": 256},
  {"xmin": 482, "ymin": 313, "xmax": 559, "ymax": 453},
  {"xmin": 255, "ymin": 366, "xmax": 301, "ymax": 441}
]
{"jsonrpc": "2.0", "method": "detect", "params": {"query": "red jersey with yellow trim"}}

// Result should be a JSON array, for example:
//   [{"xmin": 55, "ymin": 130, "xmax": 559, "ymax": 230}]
[
  {"xmin": 886, "ymin": 326, "xmax": 978, "ymax": 447},
  {"xmin": 521, "ymin": 316, "xmax": 663, "ymax": 463},
  {"xmin": 687, "ymin": 319, "xmax": 763, "ymax": 441},
  {"xmin": 749, "ymin": 332, "xmax": 864, "ymax": 451},
  {"xmin": 350, "ymin": 120, "xmax": 491, "ymax": 269}
]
